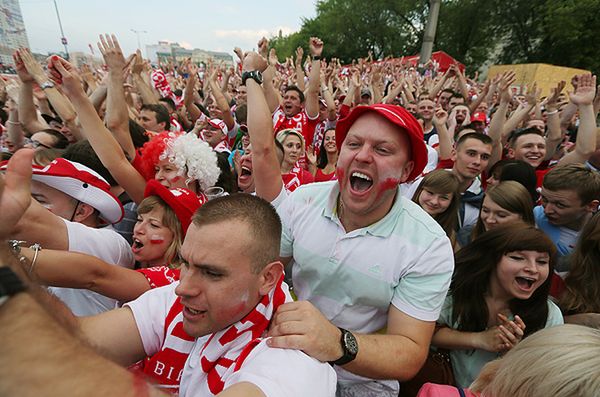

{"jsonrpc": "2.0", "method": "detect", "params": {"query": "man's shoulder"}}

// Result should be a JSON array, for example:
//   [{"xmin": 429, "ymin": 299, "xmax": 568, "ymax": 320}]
[
  {"xmin": 287, "ymin": 180, "xmax": 336, "ymax": 203},
  {"xmin": 391, "ymin": 195, "xmax": 448, "ymax": 240},
  {"xmin": 227, "ymin": 339, "xmax": 336, "ymax": 397}
]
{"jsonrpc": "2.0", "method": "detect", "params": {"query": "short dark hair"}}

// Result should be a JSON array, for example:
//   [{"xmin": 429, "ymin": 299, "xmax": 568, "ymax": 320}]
[
  {"xmin": 63, "ymin": 140, "xmax": 117, "ymax": 186},
  {"xmin": 456, "ymin": 132, "xmax": 492, "ymax": 149},
  {"xmin": 191, "ymin": 194, "xmax": 282, "ymax": 272},
  {"xmin": 129, "ymin": 119, "xmax": 149, "ymax": 149},
  {"xmin": 284, "ymin": 85, "xmax": 305, "ymax": 103},
  {"xmin": 509, "ymin": 127, "xmax": 544, "ymax": 148},
  {"xmin": 40, "ymin": 128, "xmax": 69, "ymax": 149},
  {"xmin": 543, "ymin": 163, "xmax": 600, "ymax": 204},
  {"xmin": 141, "ymin": 103, "xmax": 170, "ymax": 129},
  {"xmin": 158, "ymin": 97, "xmax": 176, "ymax": 112}
]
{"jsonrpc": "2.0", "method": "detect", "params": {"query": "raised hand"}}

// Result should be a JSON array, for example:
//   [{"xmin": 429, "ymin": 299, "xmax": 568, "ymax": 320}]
[
  {"xmin": 309, "ymin": 37, "xmax": 323, "ymax": 58},
  {"xmin": 131, "ymin": 50, "xmax": 145, "ymax": 75},
  {"xmin": 233, "ymin": 47, "xmax": 244, "ymax": 62},
  {"xmin": 432, "ymin": 106, "xmax": 448, "ymax": 127},
  {"xmin": 257, "ymin": 37, "xmax": 268, "ymax": 58},
  {"xmin": 306, "ymin": 146, "xmax": 317, "ymax": 165},
  {"xmin": 569, "ymin": 74, "xmax": 597, "ymax": 106},
  {"xmin": 295, "ymin": 46, "xmax": 303, "ymax": 67},
  {"xmin": 524, "ymin": 82, "xmax": 541, "ymax": 105},
  {"xmin": 268, "ymin": 48, "xmax": 279, "ymax": 67},
  {"xmin": 499, "ymin": 71, "xmax": 516, "ymax": 103},
  {"xmin": 47, "ymin": 56, "xmax": 84, "ymax": 98},
  {"xmin": 97, "ymin": 34, "xmax": 128, "ymax": 73},
  {"xmin": 12, "ymin": 49, "xmax": 34, "ymax": 83},
  {"xmin": 545, "ymin": 80, "xmax": 566, "ymax": 110},
  {"xmin": 19, "ymin": 48, "xmax": 49, "ymax": 85},
  {"xmin": 242, "ymin": 52, "xmax": 267, "ymax": 73},
  {"xmin": 0, "ymin": 149, "xmax": 34, "ymax": 240}
]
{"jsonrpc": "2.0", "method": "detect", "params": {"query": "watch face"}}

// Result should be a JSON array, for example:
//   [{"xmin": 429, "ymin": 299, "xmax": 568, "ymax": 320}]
[{"xmin": 343, "ymin": 331, "xmax": 359, "ymax": 355}]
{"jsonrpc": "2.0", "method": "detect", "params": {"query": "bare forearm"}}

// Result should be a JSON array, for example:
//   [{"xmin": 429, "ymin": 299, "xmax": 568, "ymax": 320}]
[
  {"xmin": 133, "ymin": 73, "xmax": 159, "ymax": 104},
  {"xmin": 247, "ymin": 79, "xmax": 282, "ymax": 201},
  {"xmin": 544, "ymin": 112, "xmax": 562, "ymax": 160},
  {"xmin": 18, "ymin": 82, "xmax": 48, "ymax": 134},
  {"xmin": 107, "ymin": 71, "xmax": 136, "ymax": 159},
  {"xmin": 263, "ymin": 66, "xmax": 281, "ymax": 113},
  {"xmin": 6, "ymin": 110, "xmax": 25, "ymax": 149},
  {"xmin": 89, "ymin": 84, "xmax": 108, "ymax": 112},
  {"xmin": 44, "ymin": 88, "xmax": 77, "ymax": 125},
  {"xmin": 342, "ymin": 333, "xmax": 429, "ymax": 380},
  {"xmin": 432, "ymin": 327, "xmax": 480, "ymax": 350},
  {"xmin": 0, "ymin": 292, "xmax": 163, "ymax": 397},
  {"xmin": 488, "ymin": 100, "xmax": 509, "ymax": 143},
  {"xmin": 68, "ymin": 90, "xmax": 146, "ymax": 203},
  {"xmin": 502, "ymin": 104, "xmax": 533, "ymax": 140}
]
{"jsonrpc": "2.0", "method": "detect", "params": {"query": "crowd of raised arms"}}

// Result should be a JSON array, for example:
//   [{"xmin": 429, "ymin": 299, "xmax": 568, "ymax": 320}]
[{"xmin": 0, "ymin": 33, "xmax": 599, "ymax": 397}]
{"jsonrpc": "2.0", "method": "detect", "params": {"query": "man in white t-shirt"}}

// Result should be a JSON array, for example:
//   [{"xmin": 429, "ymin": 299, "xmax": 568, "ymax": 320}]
[
  {"xmin": 0, "ymin": 157, "xmax": 335, "ymax": 397},
  {"xmin": 241, "ymin": 52, "xmax": 454, "ymax": 396},
  {"xmin": 5, "ymin": 157, "xmax": 134, "ymax": 315}
]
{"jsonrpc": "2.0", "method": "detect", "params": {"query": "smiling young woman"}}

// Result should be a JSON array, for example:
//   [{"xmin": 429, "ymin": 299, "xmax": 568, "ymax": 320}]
[{"xmin": 431, "ymin": 223, "xmax": 563, "ymax": 387}]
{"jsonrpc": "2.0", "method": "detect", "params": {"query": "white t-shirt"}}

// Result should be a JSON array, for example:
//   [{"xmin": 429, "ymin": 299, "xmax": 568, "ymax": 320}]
[
  {"xmin": 128, "ymin": 283, "xmax": 337, "ymax": 397},
  {"xmin": 48, "ymin": 219, "xmax": 135, "ymax": 316}
]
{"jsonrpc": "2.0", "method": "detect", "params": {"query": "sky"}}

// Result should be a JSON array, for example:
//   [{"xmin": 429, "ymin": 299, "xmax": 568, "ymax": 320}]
[{"xmin": 19, "ymin": 0, "xmax": 317, "ymax": 57}]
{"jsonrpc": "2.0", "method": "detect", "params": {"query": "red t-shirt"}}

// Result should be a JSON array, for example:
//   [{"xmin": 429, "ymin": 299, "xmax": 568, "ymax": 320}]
[
  {"xmin": 281, "ymin": 166, "xmax": 314, "ymax": 193},
  {"xmin": 315, "ymin": 168, "xmax": 337, "ymax": 183},
  {"xmin": 272, "ymin": 106, "xmax": 319, "ymax": 151}
]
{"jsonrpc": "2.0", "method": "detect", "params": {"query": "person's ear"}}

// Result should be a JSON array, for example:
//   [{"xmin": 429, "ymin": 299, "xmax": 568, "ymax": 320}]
[
  {"xmin": 584, "ymin": 199, "xmax": 599, "ymax": 214},
  {"xmin": 450, "ymin": 148, "xmax": 457, "ymax": 162},
  {"xmin": 73, "ymin": 202, "xmax": 96, "ymax": 223},
  {"xmin": 507, "ymin": 147, "xmax": 515, "ymax": 159},
  {"xmin": 258, "ymin": 261, "xmax": 284, "ymax": 296},
  {"xmin": 400, "ymin": 160, "xmax": 415, "ymax": 183}
]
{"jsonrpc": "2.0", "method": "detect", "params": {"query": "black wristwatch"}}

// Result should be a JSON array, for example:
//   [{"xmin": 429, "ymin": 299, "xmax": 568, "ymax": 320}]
[
  {"xmin": 241, "ymin": 70, "xmax": 263, "ymax": 86},
  {"xmin": 0, "ymin": 267, "xmax": 27, "ymax": 307},
  {"xmin": 329, "ymin": 327, "xmax": 358, "ymax": 366}
]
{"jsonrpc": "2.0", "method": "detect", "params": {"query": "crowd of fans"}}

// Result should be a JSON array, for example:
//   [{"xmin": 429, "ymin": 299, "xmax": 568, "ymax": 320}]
[{"xmin": 0, "ymin": 32, "xmax": 599, "ymax": 397}]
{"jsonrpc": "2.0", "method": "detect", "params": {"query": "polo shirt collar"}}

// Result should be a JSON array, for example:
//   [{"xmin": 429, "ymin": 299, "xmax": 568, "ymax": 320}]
[{"xmin": 323, "ymin": 183, "xmax": 402, "ymax": 238}]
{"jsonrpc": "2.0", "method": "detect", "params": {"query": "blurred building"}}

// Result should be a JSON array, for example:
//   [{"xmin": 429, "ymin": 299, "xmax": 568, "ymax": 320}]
[
  {"xmin": 146, "ymin": 41, "xmax": 233, "ymax": 67},
  {"xmin": 0, "ymin": 0, "xmax": 29, "ymax": 65},
  {"xmin": 69, "ymin": 51, "xmax": 103, "ymax": 69}
]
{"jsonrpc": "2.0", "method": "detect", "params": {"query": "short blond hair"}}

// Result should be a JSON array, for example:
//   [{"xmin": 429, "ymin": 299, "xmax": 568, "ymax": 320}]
[{"xmin": 471, "ymin": 325, "xmax": 600, "ymax": 396}]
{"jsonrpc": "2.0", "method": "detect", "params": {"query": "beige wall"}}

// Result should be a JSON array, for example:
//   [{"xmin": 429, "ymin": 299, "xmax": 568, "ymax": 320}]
[{"xmin": 487, "ymin": 63, "xmax": 590, "ymax": 97}]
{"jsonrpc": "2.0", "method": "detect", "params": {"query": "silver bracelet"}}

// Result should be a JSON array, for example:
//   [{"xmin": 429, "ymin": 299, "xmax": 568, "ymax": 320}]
[
  {"xmin": 8, "ymin": 240, "xmax": 27, "ymax": 265},
  {"xmin": 5, "ymin": 120, "xmax": 21, "ymax": 125},
  {"xmin": 29, "ymin": 243, "xmax": 42, "ymax": 275},
  {"xmin": 546, "ymin": 109, "xmax": 559, "ymax": 115}
]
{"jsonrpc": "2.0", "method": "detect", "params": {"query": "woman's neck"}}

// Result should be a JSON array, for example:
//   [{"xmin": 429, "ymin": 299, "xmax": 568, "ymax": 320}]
[
  {"xmin": 326, "ymin": 151, "xmax": 338, "ymax": 166},
  {"xmin": 281, "ymin": 161, "xmax": 295, "ymax": 174}
]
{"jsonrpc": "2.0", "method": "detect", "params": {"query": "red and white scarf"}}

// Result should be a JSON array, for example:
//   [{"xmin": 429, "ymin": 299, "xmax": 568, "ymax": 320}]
[{"xmin": 198, "ymin": 275, "xmax": 290, "ymax": 395}]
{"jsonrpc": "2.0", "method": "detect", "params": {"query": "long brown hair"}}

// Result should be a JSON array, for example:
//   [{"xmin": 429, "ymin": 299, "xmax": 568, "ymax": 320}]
[
  {"xmin": 412, "ymin": 170, "xmax": 460, "ymax": 244},
  {"xmin": 560, "ymin": 212, "xmax": 600, "ymax": 314},
  {"xmin": 452, "ymin": 223, "xmax": 556, "ymax": 336},
  {"xmin": 471, "ymin": 181, "xmax": 534, "ymax": 240}
]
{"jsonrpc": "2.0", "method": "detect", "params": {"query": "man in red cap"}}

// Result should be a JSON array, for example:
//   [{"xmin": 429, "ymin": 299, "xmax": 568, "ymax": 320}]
[
  {"xmin": 4, "ymin": 157, "xmax": 134, "ymax": 315},
  {"xmin": 243, "ymin": 51, "xmax": 454, "ymax": 397}
]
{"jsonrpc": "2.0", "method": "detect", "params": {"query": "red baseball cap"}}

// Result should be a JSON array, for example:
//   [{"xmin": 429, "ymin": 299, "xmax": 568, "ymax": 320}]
[
  {"xmin": 208, "ymin": 118, "xmax": 228, "ymax": 135},
  {"xmin": 31, "ymin": 158, "xmax": 124, "ymax": 224},
  {"xmin": 335, "ymin": 104, "xmax": 427, "ymax": 181},
  {"xmin": 144, "ymin": 179, "xmax": 207, "ymax": 237},
  {"xmin": 471, "ymin": 112, "xmax": 487, "ymax": 123}
]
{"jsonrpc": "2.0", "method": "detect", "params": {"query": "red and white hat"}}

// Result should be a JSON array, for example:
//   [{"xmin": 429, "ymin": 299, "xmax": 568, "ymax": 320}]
[
  {"xmin": 471, "ymin": 112, "xmax": 487, "ymax": 123},
  {"xmin": 208, "ymin": 118, "xmax": 228, "ymax": 135},
  {"xmin": 335, "ymin": 104, "xmax": 427, "ymax": 182},
  {"xmin": 31, "ymin": 158, "xmax": 124, "ymax": 224},
  {"xmin": 144, "ymin": 179, "xmax": 207, "ymax": 237}
]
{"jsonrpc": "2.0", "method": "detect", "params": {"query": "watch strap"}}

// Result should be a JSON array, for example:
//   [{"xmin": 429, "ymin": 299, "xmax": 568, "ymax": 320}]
[
  {"xmin": 0, "ymin": 267, "xmax": 27, "ymax": 299},
  {"xmin": 328, "ymin": 327, "xmax": 358, "ymax": 366},
  {"xmin": 241, "ymin": 70, "xmax": 263, "ymax": 86}
]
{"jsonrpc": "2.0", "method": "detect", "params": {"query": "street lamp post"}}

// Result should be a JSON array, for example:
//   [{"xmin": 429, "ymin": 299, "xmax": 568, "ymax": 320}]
[
  {"xmin": 418, "ymin": 0, "xmax": 441, "ymax": 69},
  {"xmin": 52, "ymin": 0, "xmax": 69, "ymax": 60},
  {"xmin": 131, "ymin": 29, "xmax": 148, "ymax": 55}
]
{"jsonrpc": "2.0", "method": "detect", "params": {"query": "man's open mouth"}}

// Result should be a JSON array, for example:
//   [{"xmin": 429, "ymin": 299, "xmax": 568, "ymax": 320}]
[{"xmin": 350, "ymin": 172, "xmax": 373, "ymax": 192}]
